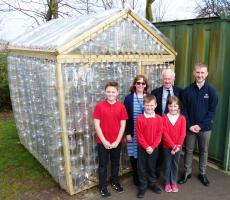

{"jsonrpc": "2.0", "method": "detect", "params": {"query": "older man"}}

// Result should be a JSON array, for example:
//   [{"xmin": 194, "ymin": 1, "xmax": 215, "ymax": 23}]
[
  {"xmin": 151, "ymin": 68, "xmax": 183, "ymax": 178},
  {"xmin": 178, "ymin": 63, "xmax": 218, "ymax": 186}
]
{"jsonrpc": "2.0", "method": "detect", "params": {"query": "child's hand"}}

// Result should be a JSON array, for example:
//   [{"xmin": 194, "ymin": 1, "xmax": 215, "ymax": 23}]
[
  {"xmin": 171, "ymin": 146, "xmax": 180, "ymax": 154},
  {"xmin": 103, "ymin": 140, "xmax": 112, "ymax": 149},
  {"xmin": 126, "ymin": 135, "xmax": 132, "ymax": 142},
  {"xmin": 171, "ymin": 150, "xmax": 176, "ymax": 155},
  {"xmin": 111, "ymin": 141, "xmax": 119, "ymax": 148},
  {"xmin": 146, "ymin": 146, "xmax": 153, "ymax": 154},
  {"xmin": 174, "ymin": 147, "xmax": 180, "ymax": 153}
]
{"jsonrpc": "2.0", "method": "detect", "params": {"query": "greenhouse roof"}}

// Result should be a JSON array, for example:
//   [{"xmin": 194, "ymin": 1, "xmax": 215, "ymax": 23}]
[
  {"xmin": 10, "ymin": 9, "xmax": 120, "ymax": 51},
  {"xmin": 8, "ymin": 9, "xmax": 175, "ymax": 55}
]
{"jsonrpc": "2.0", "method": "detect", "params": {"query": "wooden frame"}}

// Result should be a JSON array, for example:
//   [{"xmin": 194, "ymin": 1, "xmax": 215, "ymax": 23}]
[
  {"xmin": 56, "ymin": 61, "xmax": 74, "ymax": 194},
  {"xmin": 56, "ymin": 54, "xmax": 175, "ymax": 64}
]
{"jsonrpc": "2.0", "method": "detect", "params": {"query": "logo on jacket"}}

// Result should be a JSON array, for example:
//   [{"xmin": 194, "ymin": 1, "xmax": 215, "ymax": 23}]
[{"xmin": 204, "ymin": 93, "xmax": 209, "ymax": 99}]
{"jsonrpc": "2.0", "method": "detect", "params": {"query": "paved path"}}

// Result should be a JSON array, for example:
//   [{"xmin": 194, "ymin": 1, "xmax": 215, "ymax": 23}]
[
  {"xmin": 18, "ymin": 159, "xmax": 230, "ymax": 200},
  {"xmin": 80, "ymin": 159, "xmax": 230, "ymax": 200}
]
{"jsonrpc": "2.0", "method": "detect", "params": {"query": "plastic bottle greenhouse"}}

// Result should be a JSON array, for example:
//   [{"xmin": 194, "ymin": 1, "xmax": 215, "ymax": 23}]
[{"xmin": 7, "ymin": 9, "xmax": 177, "ymax": 195}]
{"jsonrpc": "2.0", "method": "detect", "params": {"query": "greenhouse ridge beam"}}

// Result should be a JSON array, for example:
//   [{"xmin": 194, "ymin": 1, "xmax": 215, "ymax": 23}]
[{"xmin": 128, "ymin": 11, "xmax": 177, "ymax": 56}]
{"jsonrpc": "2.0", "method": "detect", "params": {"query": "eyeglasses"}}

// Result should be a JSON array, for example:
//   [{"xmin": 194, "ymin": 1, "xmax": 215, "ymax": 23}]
[{"xmin": 136, "ymin": 82, "xmax": 146, "ymax": 86}]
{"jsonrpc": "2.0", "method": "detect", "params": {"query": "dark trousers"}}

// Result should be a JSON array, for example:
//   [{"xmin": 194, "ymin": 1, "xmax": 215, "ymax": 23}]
[
  {"xmin": 130, "ymin": 156, "xmax": 139, "ymax": 185},
  {"xmin": 97, "ymin": 143, "xmax": 122, "ymax": 189},
  {"xmin": 155, "ymin": 141, "xmax": 164, "ymax": 177},
  {"xmin": 163, "ymin": 148, "xmax": 181, "ymax": 185},
  {"xmin": 138, "ymin": 146, "xmax": 158, "ymax": 191}
]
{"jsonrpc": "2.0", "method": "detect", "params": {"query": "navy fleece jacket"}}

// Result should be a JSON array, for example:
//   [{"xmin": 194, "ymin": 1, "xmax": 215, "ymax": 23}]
[{"xmin": 181, "ymin": 82, "xmax": 218, "ymax": 131}]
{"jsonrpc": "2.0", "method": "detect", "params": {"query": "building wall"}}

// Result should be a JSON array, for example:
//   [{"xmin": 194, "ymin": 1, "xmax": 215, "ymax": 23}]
[{"xmin": 155, "ymin": 18, "xmax": 230, "ymax": 170}]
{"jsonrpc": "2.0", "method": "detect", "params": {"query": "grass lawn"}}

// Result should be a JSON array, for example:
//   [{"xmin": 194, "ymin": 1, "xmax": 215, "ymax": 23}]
[{"xmin": 0, "ymin": 120, "xmax": 57, "ymax": 200}]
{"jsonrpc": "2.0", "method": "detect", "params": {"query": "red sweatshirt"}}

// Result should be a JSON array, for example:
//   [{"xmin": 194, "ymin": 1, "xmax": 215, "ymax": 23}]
[
  {"xmin": 136, "ymin": 114, "xmax": 163, "ymax": 150},
  {"xmin": 162, "ymin": 114, "xmax": 186, "ymax": 149},
  {"xmin": 92, "ymin": 100, "xmax": 128, "ymax": 144}
]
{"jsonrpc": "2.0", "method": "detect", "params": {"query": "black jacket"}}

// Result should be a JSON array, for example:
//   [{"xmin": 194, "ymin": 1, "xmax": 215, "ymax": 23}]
[{"xmin": 151, "ymin": 86, "xmax": 183, "ymax": 116}]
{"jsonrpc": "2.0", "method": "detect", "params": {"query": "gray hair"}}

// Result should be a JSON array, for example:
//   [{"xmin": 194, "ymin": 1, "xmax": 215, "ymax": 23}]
[{"xmin": 161, "ymin": 68, "xmax": 175, "ymax": 80}]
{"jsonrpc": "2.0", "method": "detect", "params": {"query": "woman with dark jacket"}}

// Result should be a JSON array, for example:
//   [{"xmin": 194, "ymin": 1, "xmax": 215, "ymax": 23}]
[{"xmin": 124, "ymin": 75, "xmax": 149, "ymax": 186}]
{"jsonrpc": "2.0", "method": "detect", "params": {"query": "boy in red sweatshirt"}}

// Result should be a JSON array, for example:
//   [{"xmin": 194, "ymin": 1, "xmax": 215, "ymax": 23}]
[
  {"xmin": 136, "ymin": 94, "xmax": 163, "ymax": 198},
  {"xmin": 93, "ymin": 81, "xmax": 128, "ymax": 198}
]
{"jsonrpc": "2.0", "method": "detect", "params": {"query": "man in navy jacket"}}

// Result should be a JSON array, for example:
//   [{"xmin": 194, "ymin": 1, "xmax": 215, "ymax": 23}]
[
  {"xmin": 151, "ymin": 68, "xmax": 183, "ymax": 178},
  {"xmin": 178, "ymin": 63, "xmax": 218, "ymax": 186}
]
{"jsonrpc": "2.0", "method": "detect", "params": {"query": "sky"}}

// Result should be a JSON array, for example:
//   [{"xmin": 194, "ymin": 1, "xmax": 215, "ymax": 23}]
[
  {"xmin": 0, "ymin": 0, "xmax": 198, "ymax": 41},
  {"xmin": 161, "ymin": 0, "xmax": 197, "ymax": 20}
]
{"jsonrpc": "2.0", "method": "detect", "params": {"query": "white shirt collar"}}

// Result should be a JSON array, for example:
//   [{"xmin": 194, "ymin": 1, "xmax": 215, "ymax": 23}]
[
  {"xmin": 167, "ymin": 113, "xmax": 179, "ymax": 125},
  {"xmin": 196, "ymin": 81, "xmax": 205, "ymax": 89},
  {"xmin": 144, "ymin": 112, "xmax": 156, "ymax": 118},
  {"xmin": 163, "ymin": 86, "xmax": 173, "ymax": 91}
]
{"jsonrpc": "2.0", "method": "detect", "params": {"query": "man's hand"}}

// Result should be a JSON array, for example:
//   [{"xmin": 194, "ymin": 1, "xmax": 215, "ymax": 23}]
[
  {"xmin": 189, "ymin": 125, "xmax": 201, "ymax": 134},
  {"xmin": 194, "ymin": 125, "xmax": 201, "ymax": 132}
]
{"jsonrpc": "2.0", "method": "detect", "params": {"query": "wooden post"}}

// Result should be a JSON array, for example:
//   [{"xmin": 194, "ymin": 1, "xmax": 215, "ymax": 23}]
[{"xmin": 56, "ymin": 60, "xmax": 74, "ymax": 194}]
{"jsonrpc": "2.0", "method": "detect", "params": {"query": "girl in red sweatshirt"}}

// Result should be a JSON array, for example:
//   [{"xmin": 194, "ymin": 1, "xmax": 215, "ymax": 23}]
[{"xmin": 162, "ymin": 96, "xmax": 186, "ymax": 193}]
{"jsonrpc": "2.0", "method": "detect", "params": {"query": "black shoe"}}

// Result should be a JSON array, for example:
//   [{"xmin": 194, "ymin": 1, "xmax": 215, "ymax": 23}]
[
  {"xmin": 198, "ymin": 174, "xmax": 210, "ymax": 186},
  {"xmin": 137, "ymin": 190, "xmax": 145, "ymax": 198},
  {"xmin": 100, "ymin": 188, "xmax": 111, "ymax": 198},
  {"xmin": 112, "ymin": 183, "xmax": 124, "ymax": 193},
  {"xmin": 178, "ymin": 173, "xmax": 191, "ymax": 184},
  {"xmin": 150, "ymin": 184, "xmax": 161, "ymax": 194}
]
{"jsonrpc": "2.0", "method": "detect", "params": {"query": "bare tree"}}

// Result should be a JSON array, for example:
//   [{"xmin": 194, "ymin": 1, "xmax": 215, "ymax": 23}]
[
  {"xmin": 153, "ymin": 0, "xmax": 172, "ymax": 22},
  {"xmin": 94, "ymin": 0, "xmax": 140, "ymax": 10},
  {"xmin": 0, "ymin": 0, "xmax": 49, "ymax": 25},
  {"xmin": 195, "ymin": 0, "xmax": 230, "ymax": 17},
  {"xmin": 0, "ymin": 0, "xmax": 101, "ymax": 25},
  {"xmin": 45, "ymin": 0, "xmax": 58, "ymax": 21},
  {"xmin": 146, "ymin": 0, "xmax": 155, "ymax": 22},
  {"xmin": 145, "ymin": 0, "xmax": 173, "ymax": 22},
  {"xmin": 0, "ymin": 0, "xmax": 142, "ymax": 26},
  {"xmin": 127, "ymin": 0, "xmax": 139, "ymax": 9},
  {"xmin": 99, "ymin": 0, "xmax": 115, "ymax": 9},
  {"xmin": 72, "ymin": 0, "xmax": 100, "ymax": 14},
  {"xmin": 120, "ymin": 0, "xmax": 126, "ymax": 8}
]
